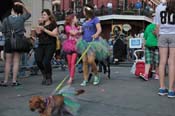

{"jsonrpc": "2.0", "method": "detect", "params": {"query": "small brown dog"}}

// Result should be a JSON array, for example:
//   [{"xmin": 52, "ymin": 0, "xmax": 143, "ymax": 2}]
[{"xmin": 29, "ymin": 89, "xmax": 84, "ymax": 116}]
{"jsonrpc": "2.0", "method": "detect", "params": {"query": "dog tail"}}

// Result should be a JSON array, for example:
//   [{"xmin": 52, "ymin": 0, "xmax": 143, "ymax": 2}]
[{"xmin": 75, "ymin": 89, "xmax": 85, "ymax": 95}]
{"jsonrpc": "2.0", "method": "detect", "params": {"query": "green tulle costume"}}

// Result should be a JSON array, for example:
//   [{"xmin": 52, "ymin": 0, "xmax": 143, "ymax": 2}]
[
  {"xmin": 56, "ymin": 86, "xmax": 81, "ymax": 116},
  {"xmin": 76, "ymin": 38, "xmax": 110, "ymax": 61}
]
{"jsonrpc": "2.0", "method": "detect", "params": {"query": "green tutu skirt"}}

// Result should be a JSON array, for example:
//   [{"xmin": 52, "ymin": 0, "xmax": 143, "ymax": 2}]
[
  {"xmin": 56, "ymin": 86, "xmax": 80, "ymax": 116},
  {"xmin": 76, "ymin": 38, "xmax": 110, "ymax": 61}
]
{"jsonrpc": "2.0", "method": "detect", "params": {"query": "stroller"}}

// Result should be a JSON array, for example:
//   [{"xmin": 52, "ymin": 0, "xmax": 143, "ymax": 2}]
[{"xmin": 131, "ymin": 49, "xmax": 145, "ymax": 77}]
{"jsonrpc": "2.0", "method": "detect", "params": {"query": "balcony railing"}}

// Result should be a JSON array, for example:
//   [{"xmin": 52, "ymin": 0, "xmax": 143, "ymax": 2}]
[{"xmin": 54, "ymin": 7, "xmax": 154, "ymax": 21}]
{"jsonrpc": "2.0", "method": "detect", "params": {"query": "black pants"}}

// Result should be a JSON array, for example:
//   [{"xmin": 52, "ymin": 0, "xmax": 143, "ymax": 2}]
[{"xmin": 35, "ymin": 44, "xmax": 56, "ymax": 77}]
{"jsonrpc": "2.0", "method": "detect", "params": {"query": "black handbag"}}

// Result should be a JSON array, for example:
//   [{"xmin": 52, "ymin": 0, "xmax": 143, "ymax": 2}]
[{"xmin": 7, "ymin": 17, "xmax": 32, "ymax": 53}]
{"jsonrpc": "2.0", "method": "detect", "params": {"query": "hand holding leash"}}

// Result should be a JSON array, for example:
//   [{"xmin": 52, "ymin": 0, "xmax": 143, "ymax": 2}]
[{"xmin": 92, "ymin": 33, "xmax": 98, "ymax": 39}]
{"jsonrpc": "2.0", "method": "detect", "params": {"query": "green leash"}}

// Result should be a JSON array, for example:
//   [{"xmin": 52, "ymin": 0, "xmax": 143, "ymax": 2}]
[{"xmin": 51, "ymin": 41, "xmax": 93, "ymax": 95}]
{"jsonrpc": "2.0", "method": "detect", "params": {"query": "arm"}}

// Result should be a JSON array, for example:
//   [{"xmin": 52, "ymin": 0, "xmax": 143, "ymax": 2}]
[
  {"xmin": 92, "ymin": 23, "xmax": 102, "ymax": 39},
  {"xmin": 143, "ymin": 28, "xmax": 147, "ymax": 40},
  {"xmin": 14, "ymin": 2, "xmax": 31, "ymax": 15},
  {"xmin": 43, "ymin": 27, "xmax": 58, "ymax": 37},
  {"xmin": 14, "ymin": 2, "xmax": 31, "ymax": 21},
  {"xmin": 69, "ymin": 29, "xmax": 79, "ymax": 36},
  {"xmin": 65, "ymin": 25, "xmax": 80, "ymax": 36},
  {"xmin": 1, "ymin": 19, "xmax": 7, "ymax": 34},
  {"xmin": 153, "ymin": 24, "xmax": 160, "ymax": 37}
]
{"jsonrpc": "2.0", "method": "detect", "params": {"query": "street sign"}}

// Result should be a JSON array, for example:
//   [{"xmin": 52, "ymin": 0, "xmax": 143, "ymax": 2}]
[{"xmin": 129, "ymin": 38, "xmax": 142, "ymax": 48}]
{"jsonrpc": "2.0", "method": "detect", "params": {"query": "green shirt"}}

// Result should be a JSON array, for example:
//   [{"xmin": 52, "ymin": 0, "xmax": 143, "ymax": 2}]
[{"xmin": 144, "ymin": 24, "xmax": 158, "ymax": 47}]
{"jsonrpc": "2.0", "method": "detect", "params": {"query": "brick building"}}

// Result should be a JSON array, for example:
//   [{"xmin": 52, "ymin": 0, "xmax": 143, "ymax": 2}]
[
  {"xmin": 52, "ymin": 0, "xmax": 159, "ymax": 13},
  {"xmin": 52, "ymin": 0, "xmax": 160, "ymax": 39}
]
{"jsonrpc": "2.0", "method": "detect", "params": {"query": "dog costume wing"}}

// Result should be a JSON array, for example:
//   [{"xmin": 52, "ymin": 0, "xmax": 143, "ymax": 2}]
[
  {"xmin": 58, "ymin": 85, "xmax": 77, "ymax": 96},
  {"xmin": 56, "ymin": 85, "xmax": 81, "ymax": 116}
]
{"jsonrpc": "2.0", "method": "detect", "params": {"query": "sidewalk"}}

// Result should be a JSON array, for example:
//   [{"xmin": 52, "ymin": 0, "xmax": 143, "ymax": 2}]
[{"xmin": 0, "ymin": 66, "xmax": 175, "ymax": 116}]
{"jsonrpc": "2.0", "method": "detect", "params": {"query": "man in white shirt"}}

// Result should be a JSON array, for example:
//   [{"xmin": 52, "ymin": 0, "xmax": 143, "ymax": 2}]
[{"xmin": 107, "ymin": 0, "xmax": 112, "ymax": 15}]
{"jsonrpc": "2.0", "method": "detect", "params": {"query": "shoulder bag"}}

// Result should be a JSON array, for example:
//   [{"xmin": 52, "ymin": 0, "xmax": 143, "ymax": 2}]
[{"xmin": 7, "ymin": 17, "xmax": 32, "ymax": 53}]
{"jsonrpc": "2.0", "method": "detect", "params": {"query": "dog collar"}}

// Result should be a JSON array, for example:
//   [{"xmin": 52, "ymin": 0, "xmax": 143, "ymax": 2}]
[{"xmin": 44, "ymin": 96, "xmax": 51, "ymax": 107}]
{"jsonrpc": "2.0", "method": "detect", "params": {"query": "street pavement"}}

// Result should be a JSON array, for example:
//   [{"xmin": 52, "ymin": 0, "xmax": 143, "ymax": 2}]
[{"xmin": 0, "ymin": 65, "xmax": 175, "ymax": 116}]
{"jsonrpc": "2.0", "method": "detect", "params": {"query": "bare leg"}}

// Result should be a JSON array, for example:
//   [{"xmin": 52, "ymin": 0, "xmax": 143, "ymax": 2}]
[
  {"xmin": 4, "ymin": 53, "xmax": 13, "ymax": 83},
  {"xmin": 88, "ymin": 53, "xmax": 100, "ymax": 85},
  {"xmin": 88, "ymin": 53, "xmax": 97, "ymax": 75},
  {"xmin": 12, "ymin": 52, "xmax": 20, "ymax": 83},
  {"xmin": 144, "ymin": 64, "xmax": 151, "ymax": 75},
  {"xmin": 168, "ymin": 48, "xmax": 175, "ymax": 91},
  {"xmin": 159, "ymin": 48, "xmax": 168, "ymax": 89},
  {"xmin": 82, "ymin": 55, "xmax": 88, "ymax": 81}
]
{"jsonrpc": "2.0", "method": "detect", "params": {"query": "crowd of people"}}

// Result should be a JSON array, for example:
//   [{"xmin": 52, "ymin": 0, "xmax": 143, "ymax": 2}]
[
  {"xmin": 0, "ymin": 1, "xmax": 109, "ymax": 88},
  {"xmin": 0, "ymin": 0, "xmax": 175, "ymax": 99}
]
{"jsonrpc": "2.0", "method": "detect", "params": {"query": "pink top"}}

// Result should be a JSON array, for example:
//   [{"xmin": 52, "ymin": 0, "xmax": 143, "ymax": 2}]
[{"xmin": 65, "ymin": 25, "xmax": 79, "ymax": 40}]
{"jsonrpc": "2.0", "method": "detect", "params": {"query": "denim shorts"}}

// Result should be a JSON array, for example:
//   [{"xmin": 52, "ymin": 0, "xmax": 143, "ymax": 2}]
[{"xmin": 158, "ymin": 34, "xmax": 175, "ymax": 48}]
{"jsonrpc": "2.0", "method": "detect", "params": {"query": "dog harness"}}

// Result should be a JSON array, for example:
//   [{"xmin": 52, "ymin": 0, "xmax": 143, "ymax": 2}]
[{"xmin": 44, "ymin": 96, "xmax": 56, "ymax": 108}]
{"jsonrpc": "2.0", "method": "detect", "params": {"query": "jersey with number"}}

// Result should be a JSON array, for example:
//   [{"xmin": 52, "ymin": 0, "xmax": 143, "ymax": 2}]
[
  {"xmin": 154, "ymin": 3, "xmax": 166, "ymax": 24},
  {"xmin": 155, "ymin": 3, "xmax": 175, "ymax": 34}
]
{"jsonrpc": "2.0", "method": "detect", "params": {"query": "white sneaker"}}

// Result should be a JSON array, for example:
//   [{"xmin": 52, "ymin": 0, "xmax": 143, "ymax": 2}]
[
  {"xmin": 80, "ymin": 80, "xmax": 88, "ymax": 86},
  {"xmin": 93, "ymin": 76, "xmax": 100, "ymax": 85}
]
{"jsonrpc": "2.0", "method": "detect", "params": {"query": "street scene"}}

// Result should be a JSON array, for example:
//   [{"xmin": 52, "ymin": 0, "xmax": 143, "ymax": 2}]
[
  {"xmin": 0, "ymin": 64, "xmax": 175, "ymax": 116},
  {"xmin": 0, "ymin": 0, "xmax": 175, "ymax": 116}
]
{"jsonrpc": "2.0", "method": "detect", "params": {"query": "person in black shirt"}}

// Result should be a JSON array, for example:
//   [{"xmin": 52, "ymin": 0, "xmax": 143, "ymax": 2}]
[{"xmin": 35, "ymin": 9, "xmax": 58, "ymax": 85}]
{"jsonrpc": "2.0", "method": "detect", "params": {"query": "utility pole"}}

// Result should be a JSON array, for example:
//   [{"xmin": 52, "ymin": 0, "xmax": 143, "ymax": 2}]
[{"xmin": 123, "ymin": 0, "xmax": 125, "ymax": 11}]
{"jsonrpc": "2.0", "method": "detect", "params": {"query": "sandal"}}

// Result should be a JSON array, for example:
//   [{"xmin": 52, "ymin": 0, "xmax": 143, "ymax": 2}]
[
  {"xmin": 11, "ymin": 82, "xmax": 21, "ymax": 86},
  {"xmin": 0, "ymin": 81, "xmax": 8, "ymax": 87}
]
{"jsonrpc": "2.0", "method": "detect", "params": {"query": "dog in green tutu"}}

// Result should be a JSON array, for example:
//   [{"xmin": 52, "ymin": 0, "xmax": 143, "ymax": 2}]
[{"xmin": 29, "ymin": 86, "xmax": 84, "ymax": 116}]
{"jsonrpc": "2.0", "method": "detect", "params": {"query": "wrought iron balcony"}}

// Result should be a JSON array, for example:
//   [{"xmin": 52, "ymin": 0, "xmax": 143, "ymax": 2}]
[{"xmin": 54, "ymin": 7, "xmax": 154, "ymax": 21}]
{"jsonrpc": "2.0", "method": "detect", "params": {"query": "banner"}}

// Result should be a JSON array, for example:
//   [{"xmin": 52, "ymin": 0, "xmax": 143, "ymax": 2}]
[{"xmin": 129, "ymin": 38, "xmax": 142, "ymax": 48}]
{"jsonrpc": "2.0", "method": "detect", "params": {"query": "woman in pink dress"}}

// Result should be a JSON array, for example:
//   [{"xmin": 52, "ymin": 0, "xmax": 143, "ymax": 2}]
[{"xmin": 63, "ymin": 14, "xmax": 81, "ymax": 84}]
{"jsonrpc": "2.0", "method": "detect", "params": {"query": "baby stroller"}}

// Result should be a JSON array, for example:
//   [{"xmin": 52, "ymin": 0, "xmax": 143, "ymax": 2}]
[{"xmin": 131, "ymin": 49, "xmax": 145, "ymax": 77}]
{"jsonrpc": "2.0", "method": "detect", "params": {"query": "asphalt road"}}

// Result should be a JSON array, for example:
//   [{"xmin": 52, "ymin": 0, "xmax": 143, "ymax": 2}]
[{"xmin": 0, "ymin": 66, "xmax": 175, "ymax": 116}]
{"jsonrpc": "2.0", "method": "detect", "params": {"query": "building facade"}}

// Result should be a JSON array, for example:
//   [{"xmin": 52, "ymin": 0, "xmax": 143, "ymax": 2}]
[
  {"xmin": 52, "ymin": 0, "xmax": 161, "ymax": 39},
  {"xmin": 23, "ymin": 0, "xmax": 160, "ymax": 37},
  {"xmin": 52, "ymin": 0, "xmax": 159, "ymax": 13}
]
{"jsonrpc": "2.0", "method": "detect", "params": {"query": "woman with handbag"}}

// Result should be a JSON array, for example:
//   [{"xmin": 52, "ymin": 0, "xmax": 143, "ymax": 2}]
[
  {"xmin": 62, "ymin": 14, "xmax": 81, "ymax": 84},
  {"xmin": 35, "ymin": 9, "xmax": 58, "ymax": 85},
  {"xmin": 0, "ymin": 2, "xmax": 31, "ymax": 87}
]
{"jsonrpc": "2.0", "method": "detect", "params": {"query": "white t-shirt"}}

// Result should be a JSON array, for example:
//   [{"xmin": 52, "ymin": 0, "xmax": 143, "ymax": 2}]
[
  {"xmin": 155, "ymin": 3, "xmax": 175, "ymax": 34},
  {"xmin": 154, "ymin": 3, "xmax": 166, "ymax": 24},
  {"xmin": 107, "ymin": 2, "xmax": 112, "ymax": 8}
]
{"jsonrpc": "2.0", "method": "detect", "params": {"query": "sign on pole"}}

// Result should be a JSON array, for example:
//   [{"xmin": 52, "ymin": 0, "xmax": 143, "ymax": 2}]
[{"xmin": 129, "ymin": 38, "xmax": 142, "ymax": 48}]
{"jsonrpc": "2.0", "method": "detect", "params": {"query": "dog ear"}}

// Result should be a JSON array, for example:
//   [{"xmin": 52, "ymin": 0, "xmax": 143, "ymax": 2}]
[
  {"xmin": 39, "ymin": 101, "xmax": 45, "ymax": 110},
  {"xmin": 38, "ymin": 96, "xmax": 45, "ymax": 109},
  {"xmin": 33, "ymin": 96, "xmax": 43, "ymax": 108}
]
